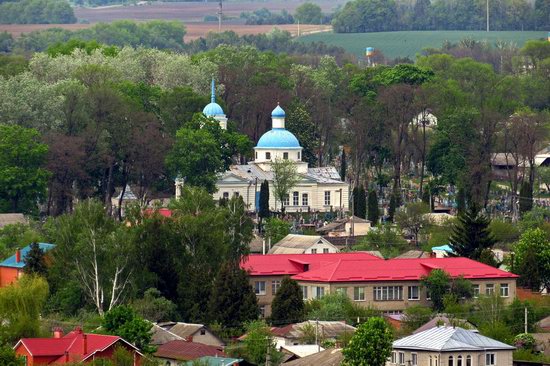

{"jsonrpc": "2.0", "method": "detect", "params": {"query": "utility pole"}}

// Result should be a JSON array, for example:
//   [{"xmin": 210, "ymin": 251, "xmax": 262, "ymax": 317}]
[
  {"xmin": 524, "ymin": 307, "xmax": 528, "ymax": 333},
  {"xmin": 265, "ymin": 338, "xmax": 271, "ymax": 366},
  {"xmin": 315, "ymin": 319, "xmax": 320, "ymax": 353},
  {"xmin": 218, "ymin": 0, "xmax": 222, "ymax": 32},
  {"xmin": 486, "ymin": 0, "xmax": 490, "ymax": 32}
]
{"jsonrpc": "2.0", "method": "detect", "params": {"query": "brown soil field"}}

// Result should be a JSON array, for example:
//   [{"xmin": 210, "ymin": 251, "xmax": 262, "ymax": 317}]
[
  {"xmin": 73, "ymin": 0, "xmax": 345, "ymax": 23},
  {"xmin": 0, "ymin": 22, "xmax": 331, "ymax": 40}
]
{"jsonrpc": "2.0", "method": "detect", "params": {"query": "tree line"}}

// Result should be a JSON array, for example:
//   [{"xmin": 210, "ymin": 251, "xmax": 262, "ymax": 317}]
[{"xmin": 0, "ymin": 0, "xmax": 75, "ymax": 24}]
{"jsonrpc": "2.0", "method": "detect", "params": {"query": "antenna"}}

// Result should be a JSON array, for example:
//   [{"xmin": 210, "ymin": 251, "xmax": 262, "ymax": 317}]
[{"xmin": 218, "ymin": 0, "xmax": 222, "ymax": 32}]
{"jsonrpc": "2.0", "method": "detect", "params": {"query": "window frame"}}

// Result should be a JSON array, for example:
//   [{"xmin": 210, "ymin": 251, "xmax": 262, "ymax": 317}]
[
  {"xmin": 301, "ymin": 285, "xmax": 308, "ymax": 300},
  {"xmin": 254, "ymin": 281, "xmax": 266, "ymax": 295},
  {"xmin": 485, "ymin": 353, "xmax": 495, "ymax": 366},
  {"xmin": 457, "ymin": 355, "xmax": 462, "ymax": 366},
  {"xmin": 282, "ymin": 194, "xmax": 289, "ymax": 206},
  {"xmin": 473, "ymin": 284, "xmax": 480, "ymax": 298},
  {"xmin": 353, "ymin": 287, "xmax": 365, "ymax": 301},
  {"xmin": 272, "ymin": 280, "xmax": 281, "ymax": 295},
  {"xmin": 292, "ymin": 191, "xmax": 299, "ymax": 206},
  {"xmin": 302, "ymin": 193, "xmax": 308, "ymax": 206},
  {"xmin": 411, "ymin": 353, "xmax": 418, "ymax": 366},
  {"xmin": 283, "ymin": 152, "xmax": 289, "ymax": 160},
  {"xmin": 485, "ymin": 284, "xmax": 495, "ymax": 295},
  {"xmin": 324, "ymin": 191, "xmax": 331, "ymax": 206},
  {"xmin": 315, "ymin": 286, "xmax": 325, "ymax": 299},
  {"xmin": 398, "ymin": 352, "xmax": 405, "ymax": 365},
  {"xmin": 466, "ymin": 355, "xmax": 472, "ymax": 366},
  {"xmin": 408, "ymin": 285, "xmax": 419, "ymax": 300},
  {"xmin": 374, "ymin": 286, "xmax": 403, "ymax": 301},
  {"xmin": 323, "ymin": 248, "xmax": 329, "ymax": 253},
  {"xmin": 500, "ymin": 283, "xmax": 509, "ymax": 297},
  {"xmin": 222, "ymin": 192, "xmax": 229, "ymax": 200},
  {"xmin": 265, "ymin": 152, "xmax": 271, "ymax": 160},
  {"xmin": 448, "ymin": 356, "xmax": 454, "ymax": 366}
]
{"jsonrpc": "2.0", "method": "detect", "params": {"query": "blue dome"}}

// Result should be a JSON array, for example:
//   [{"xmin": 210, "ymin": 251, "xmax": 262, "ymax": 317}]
[
  {"xmin": 256, "ymin": 128, "xmax": 301, "ymax": 148},
  {"xmin": 272, "ymin": 105, "xmax": 285, "ymax": 118},
  {"xmin": 203, "ymin": 102, "xmax": 225, "ymax": 117}
]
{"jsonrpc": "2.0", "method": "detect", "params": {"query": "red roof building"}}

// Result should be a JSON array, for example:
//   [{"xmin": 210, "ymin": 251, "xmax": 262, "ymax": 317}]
[
  {"xmin": 242, "ymin": 253, "xmax": 518, "ymax": 317},
  {"xmin": 14, "ymin": 327, "xmax": 143, "ymax": 365},
  {"xmin": 154, "ymin": 340, "xmax": 226, "ymax": 362}
]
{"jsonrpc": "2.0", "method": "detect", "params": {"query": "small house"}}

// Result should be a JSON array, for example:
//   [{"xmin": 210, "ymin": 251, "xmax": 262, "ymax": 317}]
[
  {"xmin": 0, "ymin": 243, "xmax": 55, "ymax": 287},
  {"xmin": 268, "ymin": 234, "xmax": 339, "ymax": 254}
]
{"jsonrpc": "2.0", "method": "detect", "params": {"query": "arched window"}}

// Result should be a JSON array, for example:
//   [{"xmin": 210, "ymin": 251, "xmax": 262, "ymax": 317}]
[
  {"xmin": 457, "ymin": 355, "xmax": 463, "ymax": 366},
  {"xmin": 466, "ymin": 355, "xmax": 472, "ymax": 366},
  {"xmin": 448, "ymin": 356, "xmax": 454, "ymax": 366},
  {"xmin": 429, "ymin": 357, "xmax": 433, "ymax": 366}
]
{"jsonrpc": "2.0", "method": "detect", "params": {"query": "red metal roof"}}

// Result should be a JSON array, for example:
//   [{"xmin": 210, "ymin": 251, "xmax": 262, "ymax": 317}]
[
  {"xmin": 154, "ymin": 340, "xmax": 226, "ymax": 361},
  {"xmin": 143, "ymin": 208, "xmax": 173, "ymax": 218},
  {"xmin": 241, "ymin": 252, "xmax": 382, "ymax": 276},
  {"xmin": 291, "ymin": 257, "xmax": 518, "ymax": 282}
]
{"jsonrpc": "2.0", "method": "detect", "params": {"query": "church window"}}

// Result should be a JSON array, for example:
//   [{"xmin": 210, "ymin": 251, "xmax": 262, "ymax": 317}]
[
  {"xmin": 255, "ymin": 152, "xmax": 258, "ymax": 159},
  {"xmin": 265, "ymin": 152, "xmax": 271, "ymax": 160},
  {"xmin": 324, "ymin": 191, "xmax": 331, "ymax": 206},
  {"xmin": 298, "ymin": 152, "xmax": 301, "ymax": 160},
  {"xmin": 283, "ymin": 194, "xmax": 289, "ymax": 206},
  {"xmin": 223, "ymin": 192, "xmax": 229, "ymax": 200},
  {"xmin": 293, "ymin": 191, "xmax": 299, "ymax": 206},
  {"xmin": 233, "ymin": 192, "xmax": 240, "ymax": 197},
  {"xmin": 283, "ymin": 152, "xmax": 289, "ymax": 160},
  {"xmin": 302, "ymin": 193, "xmax": 308, "ymax": 206}
]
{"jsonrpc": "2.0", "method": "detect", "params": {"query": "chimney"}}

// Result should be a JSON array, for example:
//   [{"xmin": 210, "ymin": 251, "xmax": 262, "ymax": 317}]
[
  {"xmin": 187, "ymin": 335, "xmax": 193, "ymax": 342},
  {"xmin": 83, "ymin": 334, "xmax": 88, "ymax": 355},
  {"xmin": 15, "ymin": 248, "xmax": 21, "ymax": 263},
  {"xmin": 74, "ymin": 326, "xmax": 83, "ymax": 334},
  {"xmin": 53, "ymin": 327, "xmax": 64, "ymax": 338},
  {"xmin": 64, "ymin": 351, "xmax": 69, "ymax": 362}
]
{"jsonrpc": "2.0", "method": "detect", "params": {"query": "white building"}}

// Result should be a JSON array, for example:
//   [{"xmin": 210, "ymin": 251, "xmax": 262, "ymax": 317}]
[{"xmin": 210, "ymin": 96, "xmax": 349, "ymax": 212}]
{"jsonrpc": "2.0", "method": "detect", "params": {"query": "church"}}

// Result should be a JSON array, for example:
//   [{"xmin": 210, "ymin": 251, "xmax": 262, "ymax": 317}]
[{"xmin": 195, "ymin": 80, "xmax": 349, "ymax": 213}]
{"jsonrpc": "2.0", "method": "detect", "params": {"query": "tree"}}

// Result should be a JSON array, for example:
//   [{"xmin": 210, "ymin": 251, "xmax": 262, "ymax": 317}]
[
  {"xmin": 22, "ymin": 242, "xmax": 47, "ymax": 276},
  {"xmin": 271, "ymin": 159, "xmax": 300, "ymax": 211},
  {"xmin": 403, "ymin": 305, "xmax": 432, "ymax": 333},
  {"xmin": 0, "ymin": 346, "xmax": 24, "ymax": 366},
  {"xmin": 367, "ymin": 190, "xmax": 379, "ymax": 225},
  {"xmin": 271, "ymin": 276, "xmax": 304, "ymax": 326},
  {"xmin": 395, "ymin": 202, "xmax": 431, "ymax": 246},
  {"xmin": 103, "ymin": 306, "xmax": 154, "ymax": 353},
  {"xmin": 519, "ymin": 181, "xmax": 533, "ymax": 214},
  {"xmin": 242, "ymin": 321, "xmax": 282, "ymax": 365},
  {"xmin": 353, "ymin": 186, "xmax": 367, "ymax": 219},
  {"xmin": 342, "ymin": 317, "xmax": 393, "ymax": 366},
  {"xmin": 513, "ymin": 228, "xmax": 550, "ymax": 292},
  {"xmin": 264, "ymin": 217, "xmax": 290, "ymax": 245},
  {"xmin": 449, "ymin": 206, "xmax": 496, "ymax": 261},
  {"xmin": 0, "ymin": 124, "xmax": 50, "ymax": 214},
  {"xmin": 131, "ymin": 288, "xmax": 178, "ymax": 323},
  {"xmin": 340, "ymin": 149, "xmax": 347, "ymax": 182},
  {"xmin": 307, "ymin": 292, "xmax": 380, "ymax": 325},
  {"xmin": 225, "ymin": 196, "xmax": 254, "ymax": 264},
  {"xmin": 388, "ymin": 190, "xmax": 399, "ymax": 222},
  {"xmin": 286, "ymin": 102, "xmax": 318, "ymax": 165},
  {"xmin": 208, "ymin": 263, "xmax": 259, "ymax": 334},
  {"xmin": 259, "ymin": 180, "xmax": 270, "ymax": 223},
  {"xmin": 354, "ymin": 224, "xmax": 408, "ymax": 259},
  {"xmin": 332, "ymin": 0, "xmax": 398, "ymax": 32},
  {"xmin": 421, "ymin": 269, "xmax": 451, "ymax": 311},
  {"xmin": 294, "ymin": 2, "xmax": 323, "ymax": 24}
]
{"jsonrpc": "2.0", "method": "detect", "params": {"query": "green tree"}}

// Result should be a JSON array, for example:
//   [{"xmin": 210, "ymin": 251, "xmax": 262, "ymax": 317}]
[
  {"xmin": 519, "ymin": 181, "xmax": 533, "ymax": 214},
  {"xmin": 0, "ymin": 124, "xmax": 50, "ymax": 214},
  {"xmin": 513, "ymin": 228, "xmax": 550, "ymax": 291},
  {"xmin": 271, "ymin": 159, "xmax": 300, "ymax": 211},
  {"xmin": 242, "ymin": 321, "xmax": 282, "ymax": 365},
  {"xmin": 367, "ymin": 190, "xmax": 379, "ymax": 224},
  {"xmin": 259, "ymin": 180, "xmax": 270, "ymax": 223},
  {"xmin": 340, "ymin": 149, "xmax": 347, "ymax": 182},
  {"xmin": 208, "ymin": 263, "xmax": 259, "ymax": 334},
  {"xmin": 403, "ymin": 305, "xmax": 432, "ymax": 333},
  {"xmin": 388, "ymin": 190, "xmax": 399, "ymax": 222},
  {"xmin": 225, "ymin": 196, "xmax": 254, "ymax": 263},
  {"xmin": 264, "ymin": 217, "xmax": 290, "ymax": 245},
  {"xmin": 307, "ymin": 292, "xmax": 380, "ymax": 325},
  {"xmin": 395, "ymin": 202, "xmax": 431, "ymax": 246},
  {"xmin": 0, "ymin": 346, "xmax": 24, "ymax": 366},
  {"xmin": 421, "ymin": 269, "xmax": 451, "ymax": 311},
  {"xmin": 449, "ymin": 206, "xmax": 496, "ymax": 261},
  {"xmin": 22, "ymin": 242, "xmax": 47, "ymax": 276},
  {"xmin": 131, "ymin": 288, "xmax": 178, "ymax": 323},
  {"xmin": 271, "ymin": 276, "xmax": 304, "ymax": 326},
  {"xmin": 332, "ymin": 0, "xmax": 399, "ymax": 32},
  {"xmin": 103, "ymin": 305, "xmax": 154, "ymax": 353},
  {"xmin": 353, "ymin": 186, "xmax": 367, "ymax": 219},
  {"xmin": 286, "ymin": 102, "xmax": 318, "ymax": 166},
  {"xmin": 294, "ymin": 2, "xmax": 323, "ymax": 24},
  {"xmin": 342, "ymin": 317, "xmax": 393, "ymax": 366},
  {"xmin": 354, "ymin": 224, "xmax": 408, "ymax": 259}
]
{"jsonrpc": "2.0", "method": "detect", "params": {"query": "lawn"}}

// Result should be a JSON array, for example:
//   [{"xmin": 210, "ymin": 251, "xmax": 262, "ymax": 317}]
[{"xmin": 297, "ymin": 31, "xmax": 548, "ymax": 60}]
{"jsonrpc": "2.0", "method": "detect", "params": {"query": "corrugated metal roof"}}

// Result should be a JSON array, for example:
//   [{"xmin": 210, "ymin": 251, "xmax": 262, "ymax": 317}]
[
  {"xmin": 151, "ymin": 324, "xmax": 185, "ymax": 345},
  {"xmin": 0, "ymin": 213, "xmax": 27, "ymax": 228},
  {"xmin": 0, "ymin": 243, "xmax": 55, "ymax": 269},
  {"xmin": 412, "ymin": 317, "xmax": 476, "ymax": 334},
  {"xmin": 393, "ymin": 327, "xmax": 515, "ymax": 352},
  {"xmin": 268, "ymin": 234, "xmax": 336, "ymax": 254},
  {"xmin": 223, "ymin": 164, "xmax": 345, "ymax": 185},
  {"xmin": 280, "ymin": 345, "xmax": 325, "ymax": 358},
  {"xmin": 274, "ymin": 321, "xmax": 356, "ymax": 340},
  {"xmin": 283, "ymin": 348, "xmax": 343, "ymax": 366}
]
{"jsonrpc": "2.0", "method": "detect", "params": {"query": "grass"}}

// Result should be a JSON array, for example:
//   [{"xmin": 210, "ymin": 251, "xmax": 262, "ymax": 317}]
[{"xmin": 297, "ymin": 31, "xmax": 548, "ymax": 60}]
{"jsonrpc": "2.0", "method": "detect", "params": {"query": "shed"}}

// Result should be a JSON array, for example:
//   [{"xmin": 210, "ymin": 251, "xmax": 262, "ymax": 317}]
[{"xmin": 268, "ymin": 234, "xmax": 338, "ymax": 254}]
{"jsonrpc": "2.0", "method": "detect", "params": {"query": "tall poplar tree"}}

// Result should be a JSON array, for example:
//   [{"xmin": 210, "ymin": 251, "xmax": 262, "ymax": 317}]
[
  {"xmin": 367, "ymin": 189, "xmax": 379, "ymax": 224},
  {"xmin": 271, "ymin": 276, "xmax": 304, "ymax": 326}
]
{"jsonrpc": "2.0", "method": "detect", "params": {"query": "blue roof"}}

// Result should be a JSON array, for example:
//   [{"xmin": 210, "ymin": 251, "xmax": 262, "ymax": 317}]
[
  {"xmin": 203, "ymin": 102, "xmax": 225, "ymax": 117},
  {"xmin": 272, "ymin": 104, "xmax": 285, "ymax": 117},
  {"xmin": 186, "ymin": 357, "xmax": 243, "ymax": 366},
  {"xmin": 256, "ymin": 128, "xmax": 301, "ymax": 149},
  {"xmin": 0, "ymin": 243, "xmax": 55, "ymax": 268},
  {"xmin": 432, "ymin": 244, "xmax": 454, "ymax": 253}
]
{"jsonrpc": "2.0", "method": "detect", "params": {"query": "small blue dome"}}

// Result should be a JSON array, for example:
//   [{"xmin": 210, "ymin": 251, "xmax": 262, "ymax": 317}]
[
  {"xmin": 203, "ymin": 102, "xmax": 225, "ymax": 117},
  {"xmin": 256, "ymin": 128, "xmax": 301, "ymax": 148},
  {"xmin": 272, "ymin": 105, "xmax": 285, "ymax": 118}
]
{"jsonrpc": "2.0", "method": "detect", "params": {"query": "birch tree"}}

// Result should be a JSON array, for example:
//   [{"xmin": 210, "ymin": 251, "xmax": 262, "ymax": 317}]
[{"xmin": 271, "ymin": 158, "xmax": 300, "ymax": 212}]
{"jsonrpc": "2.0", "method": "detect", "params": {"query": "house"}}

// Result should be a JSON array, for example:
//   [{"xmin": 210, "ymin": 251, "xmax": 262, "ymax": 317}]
[
  {"xmin": 432, "ymin": 245, "xmax": 454, "ymax": 258},
  {"xmin": 316, "ymin": 216, "xmax": 371, "ymax": 237},
  {"xmin": 283, "ymin": 348, "xmax": 343, "ymax": 366},
  {"xmin": 185, "ymin": 356, "xmax": 243, "ymax": 366},
  {"xmin": 536, "ymin": 315, "xmax": 550, "ymax": 332},
  {"xmin": 412, "ymin": 315, "xmax": 476, "ymax": 334},
  {"xmin": 14, "ymin": 326, "xmax": 143, "ymax": 365},
  {"xmin": 384, "ymin": 313, "xmax": 405, "ymax": 330},
  {"xmin": 186, "ymin": 88, "xmax": 349, "ymax": 212},
  {"xmin": 272, "ymin": 321, "xmax": 356, "ymax": 347},
  {"xmin": 389, "ymin": 326, "xmax": 515, "ymax": 366},
  {"xmin": 153, "ymin": 322, "xmax": 223, "ymax": 347},
  {"xmin": 154, "ymin": 340, "xmax": 226, "ymax": 365},
  {"xmin": 268, "ymin": 234, "xmax": 339, "ymax": 254},
  {"xmin": 279, "ymin": 344, "xmax": 325, "ymax": 362},
  {"xmin": 241, "ymin": 253, "xmax": 518, "ymax": 317},
  {"xmin": 395, "ymin": 250, "xmax": 430, "ymax": 259},
  {"xmin": 0, "ymin": 243, "xmax": 55, "ymax": 287},
  {"xmin": 0, "ymin": 213, "xmax": 27, "ymax": 228}
]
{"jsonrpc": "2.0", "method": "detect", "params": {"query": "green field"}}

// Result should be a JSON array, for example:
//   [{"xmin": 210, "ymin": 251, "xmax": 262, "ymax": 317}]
[{"xmin": 298, "ymin": 31, "xmax": 548, "ymax": 60}]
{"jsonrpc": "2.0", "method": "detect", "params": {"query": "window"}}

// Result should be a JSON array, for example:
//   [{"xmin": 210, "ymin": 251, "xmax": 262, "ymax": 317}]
[
  {"xmin": 222, "ymin": 192, "xmax": 229, "ymax": 200},
  {"xmin": 259, "ymin": 305, "xmax": 266, "ymax": 318},
  {"xmin": 466, "ymin": 355, "xmax": 472, "ymax": 366},
  {"xmin": 233, "ymin": 192, "xmax": 240, "ymax": 197},
  {"xmin": 391, "ymin": 352, "xmax": 396, "ymax": 364},
  {"xmin": 314, "ymin": 286, "xmax": 325, "ymax": 299},
  {"xmin": 283, "ymin": 152, "xmax": 289, "ymax": 160},
  {"xmin": 336, "ymin": 287, "xmax": 347, "ymax": 295},
  {"xmin": 473, "ymin": 285, "xmax": 480, "ymax": 298},
  {"xmin": 255, "ymin": 152, "xmax": 258, "ymax": 159},
  {"xmin": 324, "ymin": 191, "xmax": 331, "ymax": 205},
  {"xmin": 374, "ymin": 286, "xmax": 403, "ymax": 301},
  {"xmin": 272, "ymin": 280, "xmax": 281, "ymax": 295},
  {"xmin": 283, "ymin": 194, "xmax": 289, "ymax": 206},
  {"xmin": 298, "ymin": 151, "xmax": 301, "ymax": 160},
  {"xmin": 398, "ymin": 352, "xmax": 405, "ymax": 365},
  {"xmin": 448, "ymin": 356, "xmax": 454, "ymax": 366},
  {"xmin": 200, "ymin": 329, "xmax": 206, "ymax": 335},
  {"xmin": 485, "ymin": 353, "xmax": 495, "ymax": 366},
  {"xmin": 301, "ymin": 285, "xmax": 308, "ymax": 300},
  {"xmin": 323, "ymin": 248, "xmax": 329, "ymax": 253},
  {"xmin": 485, "ymin": 284, "xmax": 495, "ymax": 295},
  {"xmin": 293, "ymin": 191, "xmax": 299, "ymax": 206},
  {"xmin": 265, "ymin": 152, "xmax": 271, "ymax": 160},
  {"xmin": 500, "ymin": 283, "xmax": 509, "ymax": 297},
  {"xmin": 302, "ymin": 193, "xmax": 308, "ymax": 206},
  {"xmin": 429, "ymin": 357, "xmax": 433, "ymax": 366},
  {"xmin": 354, "ymin": 287, "xmax": 365, "ymax": 301},
  {"xmin": 457, "ymin": 356, "xmax": 462, "ymax": 366},
  {"xmin": 411, "ymin": 353, "xmax": 418, "ymax": 366},
  {"xmin": 254, "ymin": 281, "xmax": 266, "ymax": 295},
  {"xmin": 408, "ymin": 286, "xmax": 419, "ymax": 300},
  {"xmin": 311, "ymin": 249, "xmax": 317, "ymax": 254}
]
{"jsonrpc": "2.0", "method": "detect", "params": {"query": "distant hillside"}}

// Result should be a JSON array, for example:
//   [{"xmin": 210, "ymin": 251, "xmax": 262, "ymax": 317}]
[{"xmin": 298, "ymin": 31, "xmax": 548, "ymax": 60}]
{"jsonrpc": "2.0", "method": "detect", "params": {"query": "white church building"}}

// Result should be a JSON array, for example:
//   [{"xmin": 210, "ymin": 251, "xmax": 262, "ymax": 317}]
[{"xmin": 196, "ymin": 80, "xmax": 349, "ymax": 212}]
